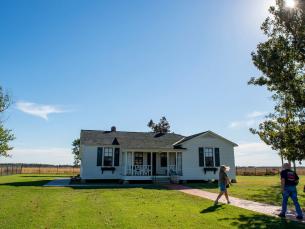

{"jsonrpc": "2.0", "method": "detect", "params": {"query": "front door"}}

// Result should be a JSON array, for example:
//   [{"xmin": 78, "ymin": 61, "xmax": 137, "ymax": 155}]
[{"xmin": 152, "ymin": 153, "xmax": 157, "ymax": 176}]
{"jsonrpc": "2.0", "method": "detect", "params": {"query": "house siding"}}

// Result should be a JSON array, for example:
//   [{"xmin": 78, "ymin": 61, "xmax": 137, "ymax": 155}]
[
  {"xmin": 80, "ymin": 131, "xmax": 237, "ymax": 181},
  {"xmin": 81, "ymin": 145, "xmax": 122, "ymax": 179},
  {"xmin": 179, "ymin": 133, "xmax": 236, "ymax": 181}
]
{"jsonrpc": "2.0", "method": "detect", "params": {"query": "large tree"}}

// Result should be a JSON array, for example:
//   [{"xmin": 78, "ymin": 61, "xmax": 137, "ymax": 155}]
[
  {"xmin": 249, "ymin": 0, "xmax": 305, "ymax": 167},
  {"xmin": 72, "ymin": 138, "xmax": 80, "ymax": 166},
  {"xmin": 147, "ymin": 116, "xmax": 171, "ymax": 133},
  {"xmin": 0, "ymin": 86, "xmax": 15, "ymax": 157}
]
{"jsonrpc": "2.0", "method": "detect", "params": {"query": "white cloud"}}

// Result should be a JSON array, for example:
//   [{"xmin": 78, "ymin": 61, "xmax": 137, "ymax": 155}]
[
  {"xmin": 16, "ymin": 101, "xmax": 68, "ymax": 120},
  {"xmin": 229, "ymin": 110, "xmax": 266, "ymax": 129},
  {"xmin": 236, "ymin": 142, "xmax": 274, "ymax": 156},
  {"xmin": 229, "ymin": 119, "xmax": 258, "ymax": 128},
  {"xmin": 235, "ymin": 142, "xmax": 282, "ymax": 166},
  {"xmin": 0, "ymin": 147, "xmax": 73, "ymax": 165},
  {"xmin": 247, "ymin": 111, "xmax": 266, "ymax": 118}
]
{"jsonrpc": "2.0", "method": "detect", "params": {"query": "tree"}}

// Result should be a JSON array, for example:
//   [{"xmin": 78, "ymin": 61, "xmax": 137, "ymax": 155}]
[
  {"xmin": 249, "ymin": 0, "xmax": 305, "ymax": 167},
  {"xmin": 72, "ymin": 138, "xmax": 80, "ymax": 166},
  {"xmin": 0, "ymin": 86, "xmax": 14, "ymax": 157},
  {"xmin": 147, "ymin": 116, "xmax": 171, "ymax": 133}
]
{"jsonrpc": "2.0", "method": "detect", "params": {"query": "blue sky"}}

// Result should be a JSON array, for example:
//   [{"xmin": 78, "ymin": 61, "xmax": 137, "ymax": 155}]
[{"xmin": 0, "ymin": 0, "xmax": 283, "ymax": 166}]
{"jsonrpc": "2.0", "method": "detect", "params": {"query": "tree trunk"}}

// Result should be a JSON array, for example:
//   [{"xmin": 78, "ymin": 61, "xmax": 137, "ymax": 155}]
[
  {"xmin": 280, "ymin": 153, "xmax": 284, "ymax": 166},
  {"xmin": 293, "ymin": 161, "xmax": 296, "ymax": 172}
]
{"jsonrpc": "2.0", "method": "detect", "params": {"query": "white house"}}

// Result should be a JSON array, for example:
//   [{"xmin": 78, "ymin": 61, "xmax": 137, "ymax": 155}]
[{"xmin": 80, "ymin": 127, "xmax": 238, "ymax": 183}]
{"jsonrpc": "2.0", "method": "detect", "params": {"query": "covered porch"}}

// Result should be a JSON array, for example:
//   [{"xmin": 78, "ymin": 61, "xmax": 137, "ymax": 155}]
[{"xmin": 122, "ymin": 151, "xmax": 182, "ymax": 177}]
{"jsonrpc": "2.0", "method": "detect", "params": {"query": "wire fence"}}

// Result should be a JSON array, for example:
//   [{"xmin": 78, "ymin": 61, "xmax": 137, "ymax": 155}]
[
  {"xmin": 236, "ymin": 167, "xmax": 305, "ymax": 176},
  {"xmin": 0, "ymin": 164, "xmax": 22, "ymax": 176},
  {"xmin": 0, "ymin": 164, "xmax": 80, "ymax": 176},
  {"xmin": 1, "ymin": 164, "xmax": 305, "ymax": 177}
]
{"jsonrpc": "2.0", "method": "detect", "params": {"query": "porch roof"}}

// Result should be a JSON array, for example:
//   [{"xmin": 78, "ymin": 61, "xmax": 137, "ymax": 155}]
[{"xmin": 80, "ymin": 130, "xmax": 185, "ymax": 150}]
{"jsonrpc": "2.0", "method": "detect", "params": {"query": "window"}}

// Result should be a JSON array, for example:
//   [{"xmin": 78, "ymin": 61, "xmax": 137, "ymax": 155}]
[
  {"xmin": 134, "ymin": 152, "xmax": 143, "ymax": 165},
  {"xmin": 204, "ymin": 148, "xmax": 214, "ymax": 167},
  {"xmin": 103, "ymin": 147, "xmax": 113, "ymax": 166},
  {"xmin": 160, "ymin": 153, "xmax": 167, "ymax": 167}
]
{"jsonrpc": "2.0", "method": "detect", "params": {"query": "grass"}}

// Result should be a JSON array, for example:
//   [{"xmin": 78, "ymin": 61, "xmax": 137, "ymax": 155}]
[
  {"xmin": 0, "ymin": 175, "xmax": 303, "ymax": 228},
  {"xmin": 188, "ymin": 176, "xmax": 305, "ymax": 208}
]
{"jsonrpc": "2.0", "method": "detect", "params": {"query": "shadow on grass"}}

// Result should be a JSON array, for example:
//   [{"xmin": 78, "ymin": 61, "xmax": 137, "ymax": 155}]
[
  {"xmin": 0, "ymin": 178, "xmax": 166, "ymax": 190},
  {"xmin": 0, "ymin": 180, "xmax": 51, "ymax": 186},
  {"xmin": 187, "ymin": 182, "xmax": 218, "ymax": 190},
  {"xmin": 21, "ymin": 175, "xmax": 69, "ymax": 178},
  {"xmin": 200, "ymin": 204, "xmax": 224, "ymax": 213},
  {"xmin": 220, "ymin": 214, "xmax": 303, "ymax": 229},
  {"xmin": 68, "ymin": 184, "xmax": 166, "ymax": 190}
]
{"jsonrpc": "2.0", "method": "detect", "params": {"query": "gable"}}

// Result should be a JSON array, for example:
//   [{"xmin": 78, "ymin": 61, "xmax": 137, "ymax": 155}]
[{"xmin": 173, "ymin": 131, "xmax": 238, "ymax": 148}]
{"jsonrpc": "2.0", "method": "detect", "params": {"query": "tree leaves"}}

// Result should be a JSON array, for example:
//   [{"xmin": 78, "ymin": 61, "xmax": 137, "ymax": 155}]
[
  {"xmin": 0, "ymin": 86, "xmax": 15, "ymax": 157},
  {"xmin": 147, "ymin": 117, "xmax": 171, "ymax": 134},
  {"xmin": 72, "ymin": 138, "xmax": 80, "ymax": 166},
  {"xmin": 249, "ymin": 0, "xmax": 305, "ymax": 162}
]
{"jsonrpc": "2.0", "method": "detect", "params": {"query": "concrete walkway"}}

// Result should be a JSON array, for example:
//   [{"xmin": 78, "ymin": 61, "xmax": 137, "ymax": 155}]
[{"xmin": 166, "ymin": 184, "xmax": 305, "ymax": 224}]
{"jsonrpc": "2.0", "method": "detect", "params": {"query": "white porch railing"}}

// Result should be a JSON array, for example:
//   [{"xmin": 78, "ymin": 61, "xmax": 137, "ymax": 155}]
[
  {"xmin": 125, "ymin": 164, "xmax": 182, "ymax": 176},
  {"xmin": 126, "ymin": 165, "xmax": 152, "ymax": 176}
]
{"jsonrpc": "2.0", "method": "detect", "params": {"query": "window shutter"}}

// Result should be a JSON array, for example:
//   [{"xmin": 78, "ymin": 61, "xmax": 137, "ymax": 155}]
[
  {"xmin": 215, "ymin": 148, "xmax": 220, "ymax": 167},
  {"xmin": 114, "ymin": 148, "xmax": 120, "ymax": 166},
  {"xmin": 199, "ymin": 147, "xmax": 204, "ymax": 167},
  {"xmin": 147, "ymin": 153, "xmax": 151, "ymax": 165},
  {"xmin": 97, "ymin": 147, "xmax": 103, "ymax": 166}
]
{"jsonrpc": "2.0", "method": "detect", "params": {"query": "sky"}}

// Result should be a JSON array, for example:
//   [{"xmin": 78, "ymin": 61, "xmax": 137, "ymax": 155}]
[{"xmin": 0, "ymin": 0, "xmax": 286, "ymax": 166}]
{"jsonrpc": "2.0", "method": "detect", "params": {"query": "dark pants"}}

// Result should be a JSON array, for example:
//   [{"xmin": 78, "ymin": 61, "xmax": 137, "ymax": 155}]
[{"xmin": 281, "ymin": 186, "xmax": 303, "ymax": 217}]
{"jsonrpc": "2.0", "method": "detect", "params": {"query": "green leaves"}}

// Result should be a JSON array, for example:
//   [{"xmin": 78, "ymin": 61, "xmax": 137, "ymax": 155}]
[
  {"xmin": 249, "ymin": 0, "xmax": 305, "ymax": 162},
  {"xmin": 147, "ymin": 116, "xmax": 171, "ymax": 134},
  {"xmin": 0, "ymin": 86, "xmax": 14, "ymax": 157},
  {"xmin": 72, "ymin": 138, "xmax": 80, "ymax": 166}
]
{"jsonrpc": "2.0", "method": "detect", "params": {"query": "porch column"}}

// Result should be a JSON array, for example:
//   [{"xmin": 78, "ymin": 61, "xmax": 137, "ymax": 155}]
[
  {"xmin": 150, "ymin": 152, "xmax": 153, "ymax": 176},
  {"xmin": 167, "ymin": 152, "xmax": 169, "ymax": 176},
  {"xmin": 125, "ymin": 152, "xmax": 128, "ymax": 176},
  {"xmin": 132, "ymin": 151, "xmax": 134, "ymax": 176},
  {"xmin": 175, "ymin": 152, "xmax": 178, "ymax": 174}
]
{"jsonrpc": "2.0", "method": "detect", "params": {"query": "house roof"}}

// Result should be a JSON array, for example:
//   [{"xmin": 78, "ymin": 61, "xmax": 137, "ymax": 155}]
[
  {"xmin": 80, "ymin": 130, "xmax": 185, "ymax": 150},
  {"xmin": 173, "ymin": 130, "xmax": 238, "ymax": 147},
  {"xmin": 80, "ymin": 129, "xmax": 238, "ymax": 149}
]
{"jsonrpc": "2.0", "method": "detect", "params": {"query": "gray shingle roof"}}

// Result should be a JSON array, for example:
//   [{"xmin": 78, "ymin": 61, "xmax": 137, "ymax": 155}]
[
  {"xmin": 173, "ymin": 131, "xmax": 208, "ymax": 145},
  {"xmin": 80, "ymin": 130, "xmax": 185, "ymax": 150}
]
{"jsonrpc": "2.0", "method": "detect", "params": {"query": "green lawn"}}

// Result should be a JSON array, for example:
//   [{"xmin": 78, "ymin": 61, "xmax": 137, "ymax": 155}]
[
  {"xmin": 0, "ymin": 174, "xmax": 302, "ymax": 229},
  {"xmin": 188, "ymin": 176, "xmax": 305, "ymax": 208}
]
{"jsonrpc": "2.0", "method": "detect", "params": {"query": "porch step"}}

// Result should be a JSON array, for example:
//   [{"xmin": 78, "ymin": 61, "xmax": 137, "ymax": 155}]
[{"xmin": 153, "ymin": 177, "xmax": 170, "ymax": 184}]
